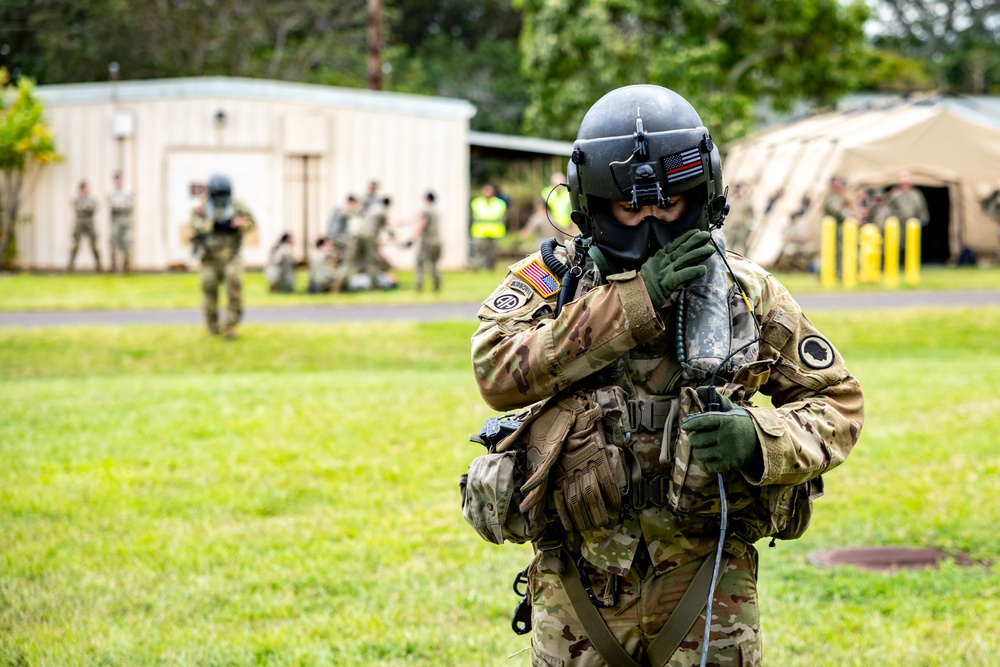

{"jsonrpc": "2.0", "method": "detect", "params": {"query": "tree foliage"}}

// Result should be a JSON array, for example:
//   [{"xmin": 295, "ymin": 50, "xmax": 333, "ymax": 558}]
[
  {"xmin": 1, "ymin": 0, "xmax": 369, "ymax": 87},
  {"xmin": 385, "ymin": 0, "xmax": 527, "ymax": 133},
  {"xmin": 867, "ymin": 0, "xmax": 1000, "ymax": 94},
  {"xmin": 513, "ymin": 0, "xmax": 871, "ymax": 142},
  {"xmin": 0, "ymin": 70, "xmax": 60, "ymax": 267}
]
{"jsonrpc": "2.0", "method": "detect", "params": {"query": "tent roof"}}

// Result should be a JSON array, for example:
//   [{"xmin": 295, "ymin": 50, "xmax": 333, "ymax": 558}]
[{"xmin": 723, "ymin": 95, "xmax": 1000, "ymax": 265}]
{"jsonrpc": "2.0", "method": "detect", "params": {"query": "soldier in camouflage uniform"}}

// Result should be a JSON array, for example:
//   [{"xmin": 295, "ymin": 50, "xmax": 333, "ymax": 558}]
[
  {"xmin": 469, "ymin": 86, "xmax": 864, "ymax": 666},
  {"xmin": 189, "ymin": 174, "xmax": 256, "ymax": 339},
  {"xmin": 266, "ymin": 232, "xmax": 297, "ymax": 293},
  {"xmin": 415, "ymin": 191, "xmax": 442, "ymax": 292},
  {"xmin": 108, "ymin": 171, "xmax": 134, "ymax": 273},
  {"xmin": 887, "ymin": 172, "xmax": 929, "ymax": 228},
  {"xmin": 68, "ymin": 180, "xmax": 102, "ymax": 272}
]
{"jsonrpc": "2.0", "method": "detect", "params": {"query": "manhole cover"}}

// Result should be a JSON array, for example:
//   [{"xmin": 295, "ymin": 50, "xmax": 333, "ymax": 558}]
[{"xmin": 809, "ymin": 547, "xmax": 975, "ymax": 572}]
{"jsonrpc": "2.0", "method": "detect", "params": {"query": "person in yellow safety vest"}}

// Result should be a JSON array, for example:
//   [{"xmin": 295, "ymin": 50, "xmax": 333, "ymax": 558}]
[
  {"xmin": 541, "ymin": 172, "xmax": 580, "ymax": 237},
  {"xmin": 470, "ymin": 183, "xmax": 508, "ymax": 270},
  {"xmin": 542, "ymin": 171, "xmax": 580, "ymax": 238}
]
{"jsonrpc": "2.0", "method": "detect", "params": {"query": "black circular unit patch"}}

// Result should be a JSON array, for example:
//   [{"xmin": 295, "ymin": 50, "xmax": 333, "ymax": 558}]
[
  {"xmin": 492, "ymin": 292, "xmax": 523, "ymax": 311},
  {"xmin": 799, "ymin": 335, "xmax": 835, "ymax": 370}
]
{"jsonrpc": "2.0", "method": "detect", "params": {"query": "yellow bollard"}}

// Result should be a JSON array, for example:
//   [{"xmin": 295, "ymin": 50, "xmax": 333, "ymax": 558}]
[
  {"xmin": 883, "ymin": 217, "xmax": 900, "ymax": 288},
  {"xmin": 842, "ymin": 217, "xmax": 858, "ymax": 288},
  {"xmin": 820, "ymin": 216, "xmax": 837, "ymax": 288},
  {"xmin": 904, "ymin": 218, "xmax": 921, "ymax": 285},
  {"xmin": 858, "ymin": 223, "xmax": 882, "ymax": 283}
]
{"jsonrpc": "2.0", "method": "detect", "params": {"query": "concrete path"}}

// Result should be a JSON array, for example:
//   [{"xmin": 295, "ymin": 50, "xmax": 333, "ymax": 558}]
[{"xmin": 0, "ymin": 290, "xmax": 998, "ymax": 328}]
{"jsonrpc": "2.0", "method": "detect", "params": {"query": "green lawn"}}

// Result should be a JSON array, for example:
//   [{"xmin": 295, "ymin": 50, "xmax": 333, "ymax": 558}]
[
  {"xmin": 2, "ymin": 309, "xmax": 999, "ymax": 665},
  {"xmin": 1, "ymin": 264, "xmax": 998, "ymax": 311}
]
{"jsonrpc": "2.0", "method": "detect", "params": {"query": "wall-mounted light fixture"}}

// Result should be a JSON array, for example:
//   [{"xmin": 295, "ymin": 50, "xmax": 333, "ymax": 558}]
[{"xmin": 214, "ymin": 109, "xmax": 227, "ymax": 130}]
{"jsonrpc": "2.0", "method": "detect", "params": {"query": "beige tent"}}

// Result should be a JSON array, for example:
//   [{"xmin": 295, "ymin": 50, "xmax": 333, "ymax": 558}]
[{"xmin": 724, "ymin": 97, "xmax": 1000, "ymax": 266}]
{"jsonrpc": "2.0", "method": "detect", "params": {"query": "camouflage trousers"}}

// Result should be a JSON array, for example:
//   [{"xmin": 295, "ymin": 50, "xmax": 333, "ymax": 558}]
[
  {"xmin": 201, "ymin": 256, "xmax": 244, "ymax": 332},
  {"xmin": 470, "ymin": 236, "xmax": 499, "ymax": 271},
  {"xmin": 415, "ymin": 240, "xmax": 441, "ymax": 291},
  {"xmin": 110, "ymin": 223, "xmax": 131, "ymax": 273},
  {"xmin": 69, "ymin": 223, "xmax": 102, "ymax": 271},
  {"xmin": 528, "ymin": 548, "xmax": 761, "ymax": 667}
]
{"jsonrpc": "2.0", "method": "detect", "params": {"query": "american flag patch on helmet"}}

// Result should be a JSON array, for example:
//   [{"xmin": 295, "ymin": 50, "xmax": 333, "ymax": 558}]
[{"xmin": 661, "ymin": 147, "xmax": 704, "ymax": 183}]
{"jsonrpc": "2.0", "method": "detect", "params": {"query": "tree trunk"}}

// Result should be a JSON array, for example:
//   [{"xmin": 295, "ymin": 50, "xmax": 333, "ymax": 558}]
[{"xmin": 0, "ymin": 170, "xmax": 25, "ymax": 270}]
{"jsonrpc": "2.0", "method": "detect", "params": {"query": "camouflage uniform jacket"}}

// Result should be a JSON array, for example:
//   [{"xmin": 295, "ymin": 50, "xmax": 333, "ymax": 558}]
[
  {"xmin": 190, "ymin": 199, "xmax": 256, "ymax": 264},
  {"xmin": 890, "ymin": 189, "xmax": 930, "ymax": 226},
  {"xmin": 822, "ymin": 191, "xmax": 853, "ymax": 223},
  {"xmin": 108, "ymin": 190, "xmax": 134, "ymax": 228},
  {"xmin": 73, "ymin": 195, "xmax": 97, "ymax": 230},
  {"xmin": 472, "ymin": 247, "xmax": 864, "ymax": 576}
]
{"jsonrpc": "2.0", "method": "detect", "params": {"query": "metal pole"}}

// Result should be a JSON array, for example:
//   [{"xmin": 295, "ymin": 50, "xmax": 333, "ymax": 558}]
[{"xmin": 302, "ymin": 156, "xmax": 309, "ymax": 260}]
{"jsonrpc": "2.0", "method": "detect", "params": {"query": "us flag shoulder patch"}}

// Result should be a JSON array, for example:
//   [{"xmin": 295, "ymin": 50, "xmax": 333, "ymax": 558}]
[
  {"xmin": 661, "ymin": 147, "xmax": 704, "ymax": 183},
  {"xmin": 515, "ymin": 259, "xmax": 561, "ymax": 297}
]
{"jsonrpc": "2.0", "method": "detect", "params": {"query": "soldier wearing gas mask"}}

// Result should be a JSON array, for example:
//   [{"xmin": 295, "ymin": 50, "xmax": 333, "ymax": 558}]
[
  {"xmin": 189, "ymin": 174, "xmax": 256, "ymax": 339},
  {"xmin": 466, "ymin": 86, "xmax": 864, "ymax": 666}
]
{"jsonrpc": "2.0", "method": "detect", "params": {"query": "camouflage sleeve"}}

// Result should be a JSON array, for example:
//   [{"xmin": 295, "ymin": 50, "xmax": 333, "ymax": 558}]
[
  {"xmin": 472, "ymin": 255, "xmax": 666, "ymax": 411},
  {"xmin": 189, "ymin": 206, "xmax": 210, "ymax": 234},
  {"xmin": 742, "ymin": 274, "xmax": 864, "ymax": 487},
  {"xmin": 235, "ymin": 199, "xmax": 257, "ymax": 233}
]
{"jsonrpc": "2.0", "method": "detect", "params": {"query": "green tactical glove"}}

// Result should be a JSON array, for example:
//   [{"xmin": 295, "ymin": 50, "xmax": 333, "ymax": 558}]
[
  {"xmin": 681, "ymin": 389, "xmax": 760, "ymax": 474},
  {"xmin": 639, "ymin": 229, "xmax": 715, "ymax": 308}
]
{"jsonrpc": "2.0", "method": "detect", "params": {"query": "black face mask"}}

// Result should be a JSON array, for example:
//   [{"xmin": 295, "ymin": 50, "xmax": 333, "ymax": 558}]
[{"xmin": 589, "ymin": 199, "xmax": 705, "ymax": 271}]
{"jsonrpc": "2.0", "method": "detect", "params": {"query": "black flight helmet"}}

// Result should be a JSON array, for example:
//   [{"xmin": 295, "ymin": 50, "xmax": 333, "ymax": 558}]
[
  {"xmin": 207, "ymin": 174, "xmax": 232, "ymax": 209},
  {"xmin": 567, "ymin": 85, "xmax": 726, "ymax": 269}
]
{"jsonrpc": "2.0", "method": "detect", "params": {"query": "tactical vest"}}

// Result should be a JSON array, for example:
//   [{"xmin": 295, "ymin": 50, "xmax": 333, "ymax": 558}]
[{"xmin": 462, "ymin": 235, "xmax": 822, "ymax": 555}]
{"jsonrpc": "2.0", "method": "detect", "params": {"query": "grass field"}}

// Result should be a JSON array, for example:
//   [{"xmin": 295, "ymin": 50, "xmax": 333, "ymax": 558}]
[
  {"xmin": 2, "ymin": 264, "xmax": 1000, "ymax": 312},
  {"xmin": 2, "ymin": 292, "xmax": 1000, "ymax": 664}
]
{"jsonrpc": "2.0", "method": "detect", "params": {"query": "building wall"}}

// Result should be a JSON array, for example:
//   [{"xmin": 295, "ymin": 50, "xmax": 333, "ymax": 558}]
[{"xmin": 23, "ymin": 79, "xmax": 473, "ymax": 271}]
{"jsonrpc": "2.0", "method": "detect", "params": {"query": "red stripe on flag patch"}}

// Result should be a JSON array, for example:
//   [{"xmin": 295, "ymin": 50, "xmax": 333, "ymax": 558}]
[{"xmin": 516, "ymin": 259, "xmax": 561, "ymax": 297}]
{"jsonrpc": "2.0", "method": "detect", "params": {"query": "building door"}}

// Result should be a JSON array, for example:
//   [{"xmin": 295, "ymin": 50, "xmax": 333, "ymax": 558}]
[{"xmin": 284, "ymin": 155, "xmax": 324, "ymax": 263}]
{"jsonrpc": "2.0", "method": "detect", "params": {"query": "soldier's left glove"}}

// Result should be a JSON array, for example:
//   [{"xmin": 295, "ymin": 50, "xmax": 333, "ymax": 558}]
[
  {"xmin": 681, "ymin": 390, "xmax": 760, "ymax": 474},
  {"xmin": 551, "ymin": 402, "xmax": 622, "ymax": 532}
]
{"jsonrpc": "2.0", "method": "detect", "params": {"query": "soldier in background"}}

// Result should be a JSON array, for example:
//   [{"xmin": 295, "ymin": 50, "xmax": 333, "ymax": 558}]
[
  {"xmin": 888, "ymin": 171, "xmax": 930, "ymax": 228},
  {"xmin": 108, "ymin": 171, "xmax": 134, "ymax": 273},
  {"xmin": 265, "ymin": 232, "xmax": 297, "ymax": 293},
  {"xmin": 189, "ymin": 174, "xmax": 256, "ymax": 339},
  {"xmin": 362, "ymin": 180, "xmax": 381, "ymax": 213},
  {"xmin": 822, "ymin": 175, "xmax": 861, "ymax": 224},
  {"xmin": 337, "ymin": 196, "xmax": 391, "ymax": 291},
  {"xmin": 414, "ymin": 191, "xmax": 442, "ymax": 293},
  {"xmin": 307, "ymin": 237, "xmax": 336, "ymax": 293},
  {"xmin": 68, "ymin": 180, "xmax": 102, "ymax": 272},
  {"xmin": 326, "ymin": 194, "xmax": 359, "ymax": 269},
  {"xmin": 867, "ymin": 190, "xmax": 894, "ymax": 230}
]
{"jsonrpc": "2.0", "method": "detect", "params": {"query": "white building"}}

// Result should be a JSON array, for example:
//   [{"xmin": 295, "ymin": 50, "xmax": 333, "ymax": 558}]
[{"xmin": 23, "ymin": 76, "xmax": 477, "ymax": 270}]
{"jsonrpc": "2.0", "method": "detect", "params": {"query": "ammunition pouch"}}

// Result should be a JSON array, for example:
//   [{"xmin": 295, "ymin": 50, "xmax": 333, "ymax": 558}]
[
  {"xmin": 460, "ymin": 387, "xmax": 629, "ymax": 544},
  {"xmin": 460, "ymin": 449, "xmax": 542, "ymax": 544}
]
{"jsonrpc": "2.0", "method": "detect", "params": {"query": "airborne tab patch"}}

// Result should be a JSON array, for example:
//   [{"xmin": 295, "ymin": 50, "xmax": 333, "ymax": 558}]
[{"xmin": 515, "ymin": 259, "xmax": 561, "ymax": 298}]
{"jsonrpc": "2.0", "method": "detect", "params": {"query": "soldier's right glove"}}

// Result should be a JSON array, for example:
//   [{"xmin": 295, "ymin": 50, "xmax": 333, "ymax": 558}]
[
  {"xmin": 551, "ymin": 402, "xmax": 622, "ymax": 532},
  {"xmin": 639, "ymin": 229, "xmax": 715, "ymax": 308}
]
